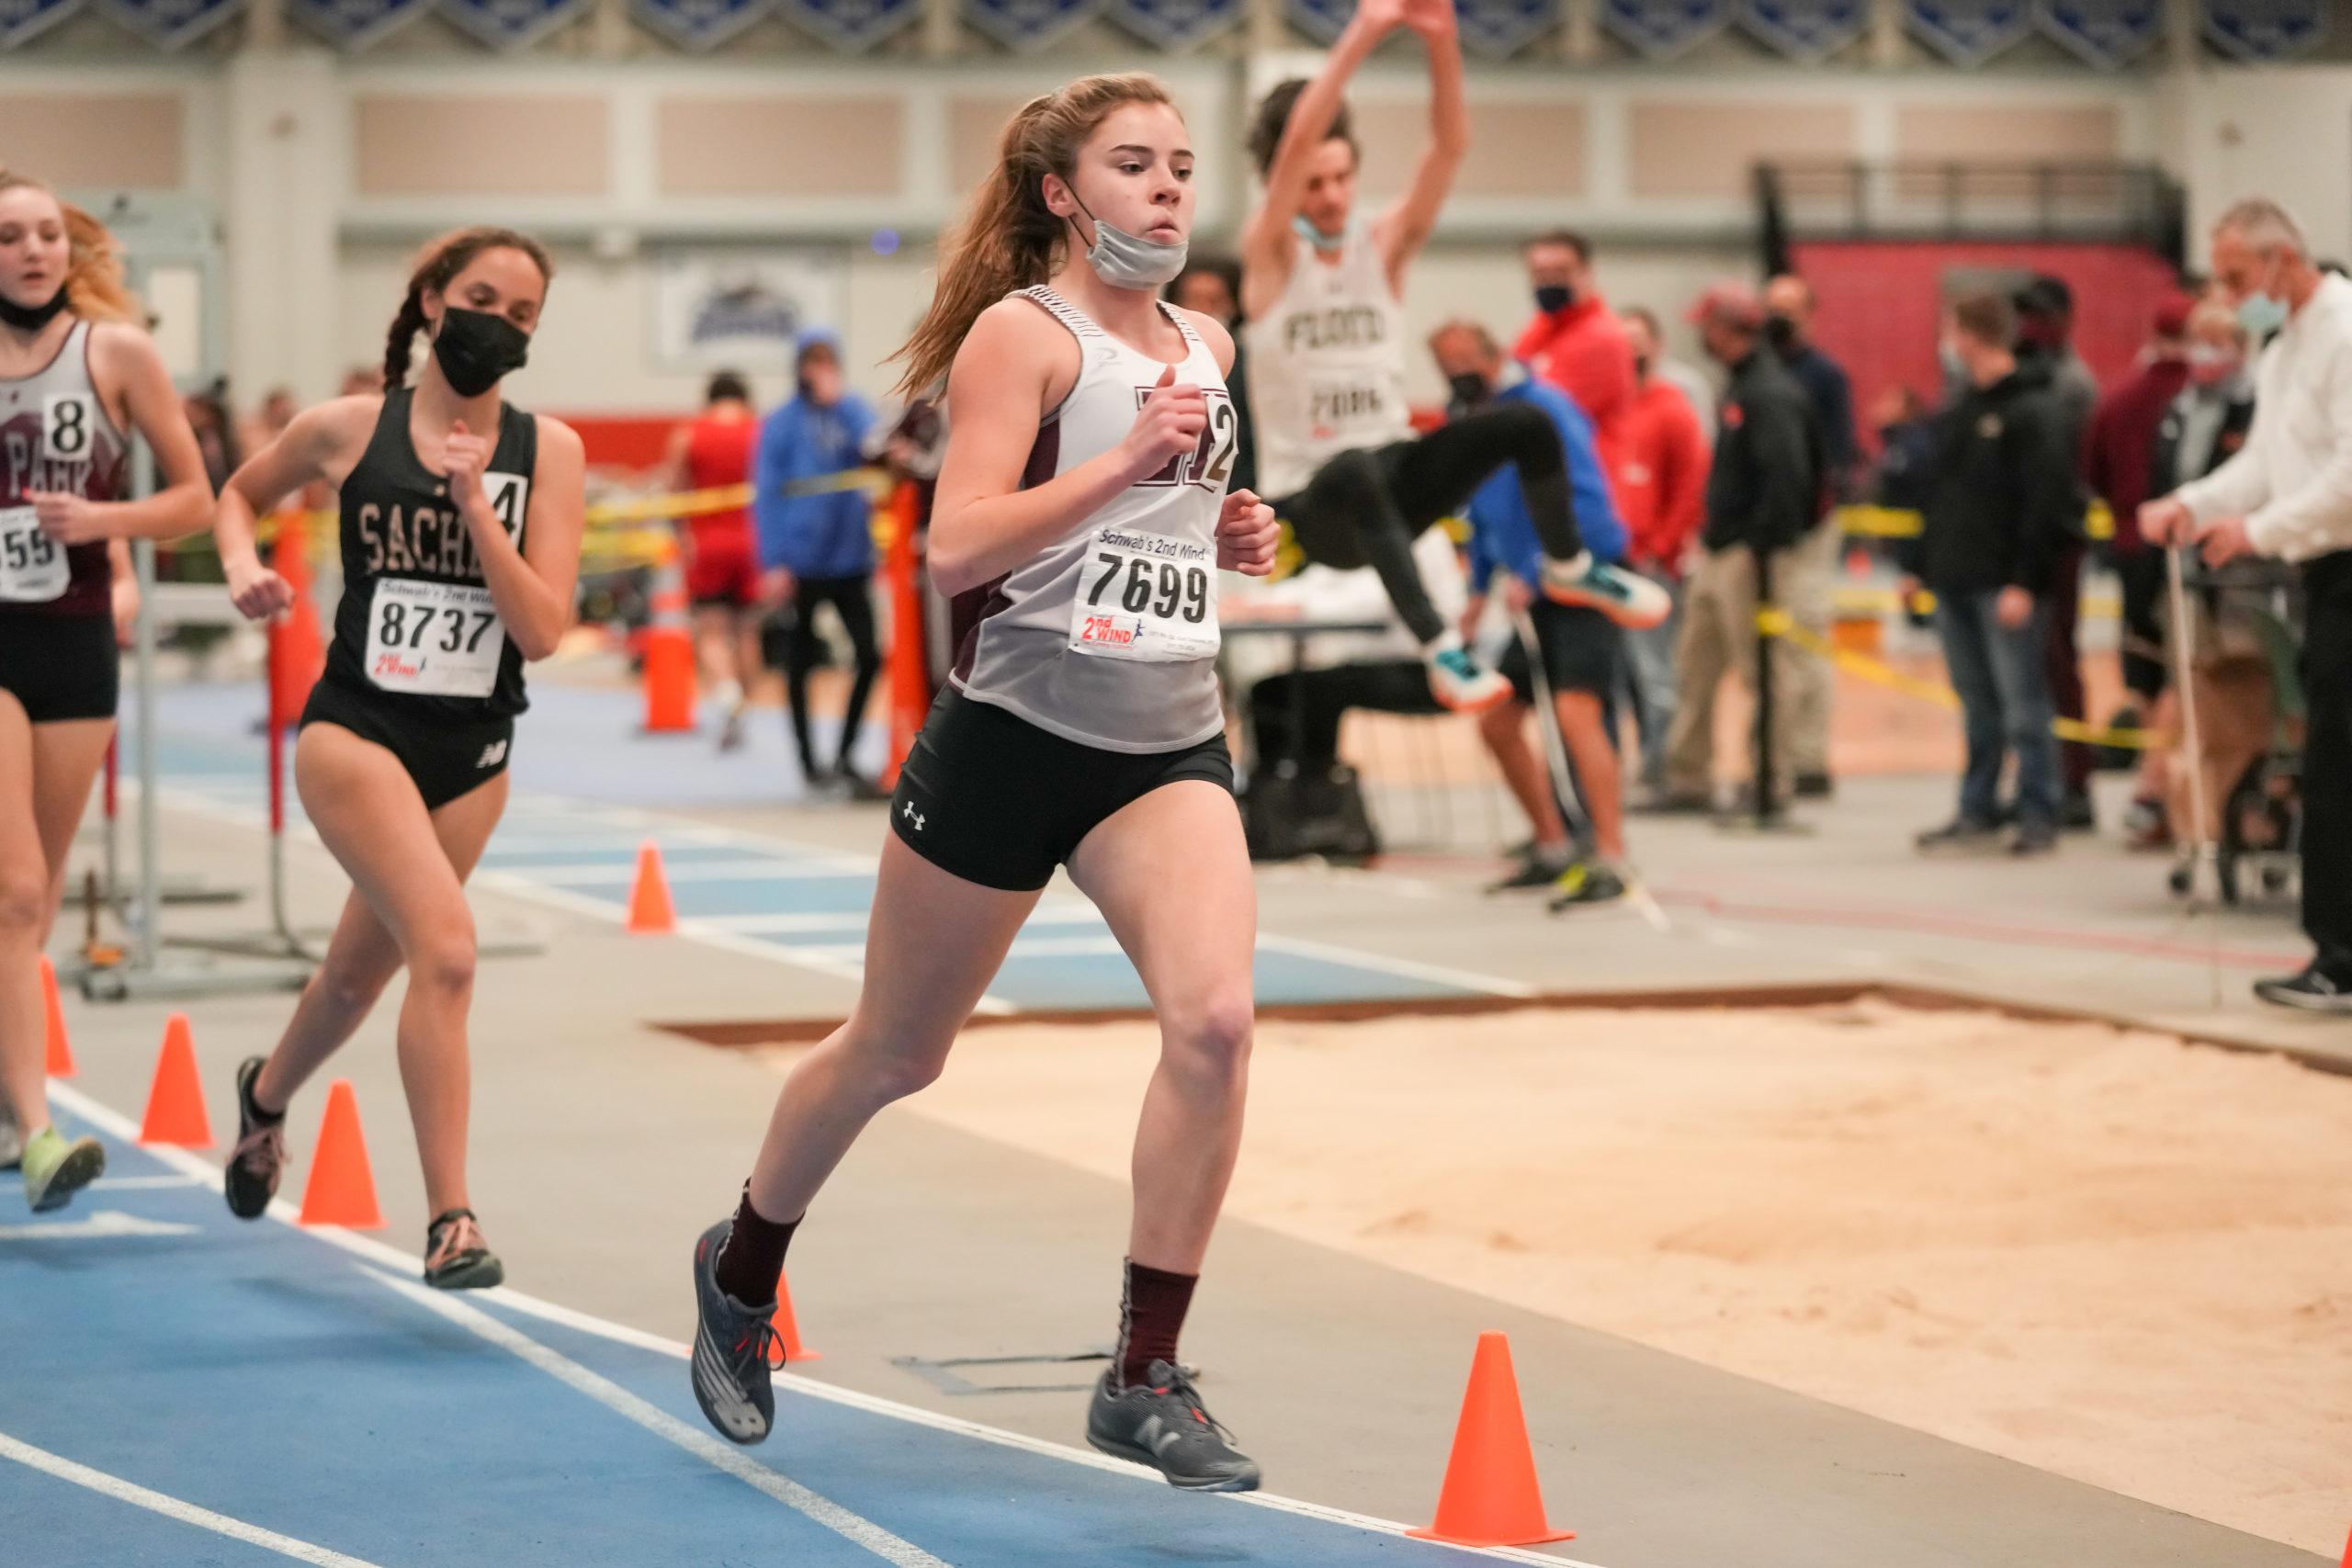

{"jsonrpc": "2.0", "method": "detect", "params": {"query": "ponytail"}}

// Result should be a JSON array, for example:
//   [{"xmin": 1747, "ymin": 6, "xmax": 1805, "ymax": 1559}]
[
  {"xmin": 383, "ymin": 225, "xmax": 555, "ymax": 389},
  {"xmin": 891, "ymin": 73, "xmax": 1176, "ymax": 400},
  {"xmin": 0, "ymin": 167, "xmax": 142, "ymax": 325}
]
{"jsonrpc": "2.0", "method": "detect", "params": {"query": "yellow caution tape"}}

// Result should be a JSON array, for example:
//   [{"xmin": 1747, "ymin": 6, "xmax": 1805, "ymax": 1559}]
[{"xmin": 1756, "ymin": 605, "xmax": 2160, "ymax": 750}]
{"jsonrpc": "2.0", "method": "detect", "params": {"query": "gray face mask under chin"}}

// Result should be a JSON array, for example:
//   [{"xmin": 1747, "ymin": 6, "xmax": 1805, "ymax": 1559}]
[{"xmin": 1069, "ymin": 196, "xmax": 1188, "ymax": 290}]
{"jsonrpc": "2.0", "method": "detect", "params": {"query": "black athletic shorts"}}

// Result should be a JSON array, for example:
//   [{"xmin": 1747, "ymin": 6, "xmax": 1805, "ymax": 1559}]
[
  {"xmin": 300, "ymin": 677, "xmax": 514, "ymax": 812},
  {"xmin": 889, "ymin": 687, "xmax": 1235, "ymax": 892},
  {"xmin": 0, "ymin": 614, "xmax": 119, "ymax": 723},
  {"xmin": 1498, "ymin": 601, "xmax": 1622, "ymax": 702}
]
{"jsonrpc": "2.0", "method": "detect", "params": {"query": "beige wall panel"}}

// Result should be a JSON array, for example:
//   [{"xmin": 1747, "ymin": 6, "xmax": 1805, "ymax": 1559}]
[
  {"xmin": 1357, "ymin": 102, "xmax": 1586, "ymax": 198},
  {"xmin": 948, "ymin": 97, "xmax": 1034, "ymax": 206},
  {"xmin": 658, "ymin": 97, "xmax": 902, "ymax": 197},
  {"xmin": 1629, "ymin": 102, "xmax": 1854, "ymax": 199},
  {"xmin": 356, "ymin": 96, "xmax": 608, "ymax": 197},
  {"xmin": 1897, "ymin": 103, "xmax": 2120, "ymax": 161},
  {"xmin": 0, "ymin": 95, "xmax": 183, "ymax": 188}
]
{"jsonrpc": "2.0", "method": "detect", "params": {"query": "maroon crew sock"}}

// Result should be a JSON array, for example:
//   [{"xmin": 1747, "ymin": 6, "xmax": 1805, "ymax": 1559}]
[
  {"xmin": 714, "ymin": 1184, "xmax": 799, "ymax": 1307},
  {"xmin": 1116, "ymin": 1258, "xmax": 1198, "ymax": 1390}
]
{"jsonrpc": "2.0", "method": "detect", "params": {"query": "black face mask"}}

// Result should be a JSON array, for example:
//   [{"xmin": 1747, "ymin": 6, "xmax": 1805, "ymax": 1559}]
[
  {"xmin": 1447, "ymin": 371, "xmax": 1491, "ymax": 407},
  {"xmin": 1765, "ymin": 313, "xmax": 1800, "ymax": 352},
  {"xmin": 431, "ymin": 306, "xmax": 531, "ymax": 398},
  {"xmin": 1533, "ymin": 284, "xmax": 1573, "ymax": 315},
  {"xmin": 0, "ymin": 286, "xmax": 70, "ymax": 333}
]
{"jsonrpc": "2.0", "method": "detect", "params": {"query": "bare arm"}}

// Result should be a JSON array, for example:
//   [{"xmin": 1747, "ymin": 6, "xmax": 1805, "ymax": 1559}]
[
  {"xmin": 929, "ymin": 299, "xmax": 1204, "ymax": 597},
  {"xmin": 659, "ymin": 420, "xmax": 695, "ymax": 496},
  {"xmin": 1238, "ymin": 0, "xmax": 1404, "ymax": 323},
  {"xmin": 29, "ymin": 323, "xmax": 212, "ymax": 545},
  {"xmin": 1373, "ymin": 0, "xmax": 1468, "ymax": 297},
  {"xmin": 453, "ymin": 414, "xmax": 586, "ymax": 662},
  {"xmin": 218, "ymin": 398, "xmax": 379, "ymax": 621}
]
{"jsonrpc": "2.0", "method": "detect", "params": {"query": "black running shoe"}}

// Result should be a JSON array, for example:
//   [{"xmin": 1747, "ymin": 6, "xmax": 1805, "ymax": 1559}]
[
  {"xmin": 224, "ymin": 1056, "xmax": 286, "ymax": 1221},
  {"xmin": 690, "ymin": 1219, "xmax": 781, "ymax": 1445},
  {"xmin": 1487, "ymin": 849, "xmax": 1575, "ymax": 893},
  {"xmin": 2252, "ymin": 966, "xmax": 2352, "ymax": 1014},
  {"xmin": 423, "ymin": 1208, "xmax": 504, "ymax": 1291},
  {"xmin": 1086, "ymin": 1360, "xmax": 1261, "ymax": 1493},
  {"xmin": 1547, "ymin": 860, "xmax": 1627, "ymax": 910}
]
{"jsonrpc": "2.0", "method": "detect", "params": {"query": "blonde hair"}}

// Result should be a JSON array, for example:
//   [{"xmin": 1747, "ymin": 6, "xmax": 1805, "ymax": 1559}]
[
  {"xmin": 891, "ymin": 73, "xmax": 1178, "ymax": 400},
  {"xmin": 0, "ymin": 167, "xmax": 141, "ymax": 325}
]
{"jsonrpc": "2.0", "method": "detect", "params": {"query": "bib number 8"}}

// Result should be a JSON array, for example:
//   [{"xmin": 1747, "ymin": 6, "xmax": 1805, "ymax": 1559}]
[{"xmin": 42, "ymin": 395, "xmax": 94, "ymax": 464}]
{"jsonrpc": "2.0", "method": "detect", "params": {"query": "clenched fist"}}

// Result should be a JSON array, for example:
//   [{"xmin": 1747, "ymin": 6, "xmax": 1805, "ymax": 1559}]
[{"xmin": 1216, "ymin": 488, "xmax": 1280, "ymax": 577}]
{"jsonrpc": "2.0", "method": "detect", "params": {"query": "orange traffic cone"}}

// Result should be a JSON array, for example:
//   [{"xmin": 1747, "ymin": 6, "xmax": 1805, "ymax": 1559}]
[
  {"xmin": 879, "ymin": 480, "xmax": 931, "ymax": 791},
  {"xmin": 40, "ymin": 955, "xmax": 74, "ymax": 1077},
  {"xmin": 2339, "ymin": 1520, "xmax": 2349, "ymax": 1568},
  {"xmin": 298, "ymin": 1079, "xmax": 384, "ymax": 1228},
  {"xmin": 772, "ymin": 1269, "xmax": 820, "ymax": 1361},
  {"xmin": 268, "ymin": 508, "xmax": 324, "ymax": 724},
  {"xmin": 642, "ymin": 627, "xmax": 696, "ymax": 732},
  {"xmin": 137, "ymin": 1013, "xmax": 212, "ymax": 1147},
  {"xmin": 627, "ymin": 840, "xmax": 677, "ymax": 934},
  {"xmin": 1408, "ymin": 1333, "xmax": 1575, "ymax": 1549}
]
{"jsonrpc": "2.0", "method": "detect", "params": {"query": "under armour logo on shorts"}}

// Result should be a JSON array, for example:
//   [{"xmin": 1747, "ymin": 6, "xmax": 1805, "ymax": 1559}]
[{"xmin": 900, "ymin": 801, "xmax": 925, "ymax": 831}]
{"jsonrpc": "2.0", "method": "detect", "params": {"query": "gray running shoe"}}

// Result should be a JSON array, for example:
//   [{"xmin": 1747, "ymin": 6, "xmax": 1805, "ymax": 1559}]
[
  {"xmin": 0, "ymin": 1095, "xmax": 21, "ymax": 1170},
  {"xmin": 690, "ymin": 1218, "xmax": 781, "ymax": 1445},
  {"xmin": 21, "ymin": 1125, "xmax": 104, "ymax": 1213},
  {"xmin": 1086, "ymin": 1361, "xmax": 1261, "ymax": 1493},
  {"xmin": 224, "ymin": 1056, "xmax": 286, "ymax": 1221},
  {"xmin": 422, "ymin": 1208, "xmax": 504, "ymax": 1291}
]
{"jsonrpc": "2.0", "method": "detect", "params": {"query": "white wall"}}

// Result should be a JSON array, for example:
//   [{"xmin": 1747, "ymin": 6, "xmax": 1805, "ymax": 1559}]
[{"xmin": 2163, "ymin": 66, "xmax": 2352, "ymax": 267}]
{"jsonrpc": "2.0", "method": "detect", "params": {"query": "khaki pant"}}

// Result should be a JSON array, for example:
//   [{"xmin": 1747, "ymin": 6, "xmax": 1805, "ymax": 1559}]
[
  {"xmin": 1664, "ymin": 542, "xmax": 1805, "ymax": 801},
  {"xmin": 1782, "ymin": 519, "xmax": 1838, "ymax": 778}
]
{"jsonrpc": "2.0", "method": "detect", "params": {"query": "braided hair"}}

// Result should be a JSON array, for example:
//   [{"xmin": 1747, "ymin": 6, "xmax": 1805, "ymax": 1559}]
[{"xmin": 383, "ymin": 226, "xmax": 555, "ymax": 389}]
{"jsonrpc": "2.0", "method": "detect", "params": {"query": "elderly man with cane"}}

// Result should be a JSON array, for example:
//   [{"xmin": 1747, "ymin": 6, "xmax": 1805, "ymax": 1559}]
[{"xmin": 2143, "ymin": 197, "xmax": 2352, "ymax": 1013}]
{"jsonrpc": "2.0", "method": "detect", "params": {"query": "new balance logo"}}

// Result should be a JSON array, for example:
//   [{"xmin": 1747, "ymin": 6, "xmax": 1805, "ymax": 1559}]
[
  {"xmin": 900, "ymin": 801, "xmax": 925, "ymax": 831},
  {"xmin": 475, "ymin": 739, "xmax": 508, "ymax": 769}
]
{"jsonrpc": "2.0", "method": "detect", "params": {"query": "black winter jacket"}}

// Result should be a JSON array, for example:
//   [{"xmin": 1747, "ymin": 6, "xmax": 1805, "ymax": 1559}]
[
  {"xmin": 1702, "ymin": 349, "xmax": 1824, "ymax": 556},
  {"xmin": 1915, "ymin": 363, "xmax": 2080, "ymax": 596}
]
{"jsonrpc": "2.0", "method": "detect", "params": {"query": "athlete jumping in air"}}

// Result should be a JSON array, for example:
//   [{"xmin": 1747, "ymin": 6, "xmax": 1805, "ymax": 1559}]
[
  {"xmin": 1239, "ymin": 0, "xmax": 1667, "ymax": 712},
  {"xmin": 687, "ymin": 73, "xmax": 1281, "ymax": 1493},
  {"xmin": 0, "ymin": 168, "xmax": 213, "ymax": 1213},
  {"xmin": 212, "ymin": 227, "xmax": 587, "ymax": 1289}
]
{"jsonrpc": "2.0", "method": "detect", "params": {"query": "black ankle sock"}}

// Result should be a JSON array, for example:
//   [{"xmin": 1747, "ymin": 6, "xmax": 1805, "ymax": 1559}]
[
  {"xmin": 1115, "ymin": 1259, "xmax": 1198, "ymax": 1390},
  {"xmin": 714, "ymin": 1184, "xmax": 798, "ymax": 1306},
  {"xmin": 243, "ymin": 1069, "xmax": 285, "ymax": 1127}
]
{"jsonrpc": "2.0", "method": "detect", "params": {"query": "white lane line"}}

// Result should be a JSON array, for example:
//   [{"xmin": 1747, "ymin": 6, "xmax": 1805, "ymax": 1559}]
[
  {"xmin": 510, "ymin": 861, "xmax": 875, "ymax": 886},
  {"xmin": 0, "ymin": 1210, "xmax": 198, "ymax": 1239},
  {"xmin": 89, "ymin": 1173, "xmax": 208, "ymax": 1190},
  {"xmin": 0, "ymin": 1429, "xmax": 388, "ymax": 1568},
  {"xmin": 372, "ymin": 1273, "xmax": 953, "ymax": 1568},
  {"xmin": 44, "ymin": 1083, "xmax": 1594, "ymax": 1568}
]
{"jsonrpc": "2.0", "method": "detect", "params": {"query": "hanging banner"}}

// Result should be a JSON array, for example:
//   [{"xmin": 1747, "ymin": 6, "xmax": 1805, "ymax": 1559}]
[
  {"xmin": 0, "ymin": 0, "xmax": 85, "ymax": 46},
  {"xmin": 2201, "ymin": 0, "xmax": 2323, "ymax": 62},
  {"xmin": 2036, "ymin": 0, "xmax": 2161, "ymax": 65},
  {"xmin": 96, "ymin": 0, "xmax": 243, "ymax": 46},
  {"xmin": 961, "ymin": 0, "xmax": 1105, "ymax": 50},
  {"xmin": 1105, "ymin": 0, "xmax": 1242, "ymax": 49},
  {"xmin": 631, "ymin": 0, "xmax": 769, "ymax": 47},
  {"xmin": 287, "ymin": 0, "xmax": 431, "ymax": 47},
  {"xmin": 1905, "ymin": 0, "xmax": 2030, "ymax": 63},
  {"xmin": 774, "ymin": 0, "xmax": 917, "ymax": 49},
  {"xmin": 650, "ymin": 251, "xmax": 842, "ymax": 372},
  {"xmin": 1455, "ymin": 0, "xmax": 1556, "ymax": 57},
  {"xmin": 435, "ymin": 0, "xmax": 593, "ymax": 48},
  {"xmin": 1600, "ymin": 0, "xmax": 1732, "ymax": 57},
  {"xmin": 1740, "ymin": 0, "xmax": 1864, "ymax": 58}
]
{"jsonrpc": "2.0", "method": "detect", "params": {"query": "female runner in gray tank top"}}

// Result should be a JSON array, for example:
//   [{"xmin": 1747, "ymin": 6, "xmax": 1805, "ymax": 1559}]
[
  {"xmin": 685, "ymin": 74, "xmax": 1283, "ymax": 1495},
  {"xmin": 0, "ymin": 168, "xmax": 213, "ymax": 1213}
]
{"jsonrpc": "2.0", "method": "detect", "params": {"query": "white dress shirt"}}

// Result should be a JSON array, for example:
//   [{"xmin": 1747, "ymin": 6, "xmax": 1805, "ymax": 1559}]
[{"xmin": 2178, "ymin": 271, "xmax": 2352, "ymax": 562}]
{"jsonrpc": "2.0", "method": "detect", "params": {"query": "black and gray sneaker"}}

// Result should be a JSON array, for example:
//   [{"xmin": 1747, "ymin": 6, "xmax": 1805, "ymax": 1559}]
[
  {"xmin": 2252, "ymin": 966, "xmax": 2352, "ymax": 1014},
  {"xmin": 1487, "ymin": 847, "xmax": 1575, "ymax": 893},
  {"xmin": 224, "ymin": 1056, "xmax": 286, "ymax": 1221},
  {"xmin": 690, "ymin": 1219, "xmax": 781, "ymax": 1445},
  {"xmin": 1086, "ymin": 1360, "xmax": 1261, "ymax": 1493},
  {"xmin": 1548, "ymin": 860, "xmax": 1628, "ymax": 910},
  {"xmin": 422, "ymin": 1208, "xmax": 504, "ymax": 1291}
]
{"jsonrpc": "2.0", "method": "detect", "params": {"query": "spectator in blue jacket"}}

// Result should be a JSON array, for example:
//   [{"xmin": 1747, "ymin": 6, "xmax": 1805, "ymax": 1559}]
[
  {"xmin": 1430, "ymin": 320, "xmax": 1634, "ymax": 908},
  {"xmin": 753, "ymin": 333, "xmax": 884, "ymax": 797}
]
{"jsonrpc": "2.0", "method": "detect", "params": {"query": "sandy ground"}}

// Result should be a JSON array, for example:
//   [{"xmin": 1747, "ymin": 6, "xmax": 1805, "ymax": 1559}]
[{"xmin": 833, "ymin": 1001, "xmax": 2352, "ymax": 1554}]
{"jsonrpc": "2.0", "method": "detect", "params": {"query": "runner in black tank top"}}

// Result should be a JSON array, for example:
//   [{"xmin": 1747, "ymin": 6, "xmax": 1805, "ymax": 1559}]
[
  {"xmin": 0, "ymin": 170, "xmax": 214, "ymax": 1214},
  {"xmin": 209, "ymin": 228, "xmax": 586, "ymax": 1289}
]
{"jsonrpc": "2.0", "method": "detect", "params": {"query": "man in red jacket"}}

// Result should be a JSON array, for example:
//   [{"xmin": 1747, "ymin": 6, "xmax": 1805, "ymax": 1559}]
[
  {"xmin": 1515, "ymin": 229, "xmax": 1637, "ymax": 460},
  {"xmin": 1614, "ymin": 306, "xmax": 1711, "ymax": 793}
]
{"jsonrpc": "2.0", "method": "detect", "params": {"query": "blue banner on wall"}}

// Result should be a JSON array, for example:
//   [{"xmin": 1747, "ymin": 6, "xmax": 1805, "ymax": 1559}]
[
  {"xmin": 774, "ymin": 0, "xmax": 917, "ymax": 49},
  {"xmin": 961, "ymin": 0, "xmax": 1104, "ymax": 48},
  {"xmin": 287, "ymin": 0, "xmax": 430, "ymax": 46},
  {"xmin": 1905, "ymin": 0, "xmax": 2030, "ymax": 63},
  {"xmin": 1105, "ymin": 0, "xmax": 1241, "ymax": 49},
  {"xmin": 632, "ymin": 0, "xmax": 770, "ymax": 48},
  {"xmin": 435, "ymin": 0, "xmax": 592, "ymax": 48},
  {"xmin": 2201, "ymin": 0, "xmax": 2324, "ymax": 62},
  {"xmin": 1600, "ymin": 0, "xmax": 1730, "ymax": 55},
  {"xmin": 1454, "ymin": 0, "xmax": 1556, "ymax": 56},
  {"xmin": 96, "ymin": 0, "xmax": 242, "ymax": 45},
  {"xmin": 1740, "ymin": 0, "xmax": 1863, "ymax": 58},
  {"xmin": 0, "ymin": 0, "xmax": 85, "ymax": 46},
  {"xmin": 2036, "ymin": 0, "xmax": 2161, "ymax": 66}
]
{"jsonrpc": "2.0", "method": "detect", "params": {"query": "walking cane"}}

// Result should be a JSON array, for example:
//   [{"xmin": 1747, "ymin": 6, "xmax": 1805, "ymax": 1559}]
[{"xmin": 2165, "ymin": 543, "xmax": 2222, "ymax": 1004}]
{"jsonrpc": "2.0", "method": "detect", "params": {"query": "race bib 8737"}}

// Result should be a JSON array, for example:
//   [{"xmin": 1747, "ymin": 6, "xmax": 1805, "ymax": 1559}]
[
  {"xmin": 367, "ymin": 579, "xmax": 504, "ymax": 698},
  {"xmin": 1070, "ymin": 525, "xmax": 1218, "ymax": 664}
]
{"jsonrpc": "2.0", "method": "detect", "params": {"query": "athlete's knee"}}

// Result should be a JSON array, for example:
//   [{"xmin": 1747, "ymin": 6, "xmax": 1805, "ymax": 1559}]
[
  {"xmin": 1488, "ymin": 400, "xmax": 1564, "ymax": 468},
  {"xmin": 0, "ymin": 873, "xmax": 48, "ymax": 942},
  {"xmin": 1162, "ymin": 990, "xmax": 1254, "ymax": 1088},
  {"xmin": 1319, "ymin": 446, "xmax": 1384, "ymax": 502},
  {"xmin": 406, "ymin": 926, "xmax": 478, "ymax": 999}
]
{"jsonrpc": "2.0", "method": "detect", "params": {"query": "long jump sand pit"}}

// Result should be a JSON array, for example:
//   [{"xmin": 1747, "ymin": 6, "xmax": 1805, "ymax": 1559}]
[{"xmin": 864, "ymin": 999, "xmax": 2350, "ymax": 1553}]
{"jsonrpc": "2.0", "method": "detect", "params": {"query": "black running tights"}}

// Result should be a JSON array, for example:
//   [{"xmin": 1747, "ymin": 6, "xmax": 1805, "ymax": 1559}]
[
  {"xmin": 1276, "ymin": 400, "xmax": 1584, "ymax": 645},
  {"xmin": 785, "ymin": 572, "xmax": 881, "ymax": 778}
]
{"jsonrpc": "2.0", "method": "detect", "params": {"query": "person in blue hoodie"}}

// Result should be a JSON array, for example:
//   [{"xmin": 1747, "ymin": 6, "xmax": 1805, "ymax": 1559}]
[
  {"xmin": 754, "ymin": 332, "xmax": 883, "ymax": 797},
  {"xmin": 1430, "ymin": 319, "xmax": 1635, "ymax": 908}
]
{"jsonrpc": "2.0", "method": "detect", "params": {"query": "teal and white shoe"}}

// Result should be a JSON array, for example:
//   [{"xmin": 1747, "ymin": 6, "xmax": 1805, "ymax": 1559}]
[
  {"xmin": 1540, "ymin": 553, "xmax": 1673, "ymax": 630},
  {"xmin": 1424, "ymin": 642, "xmax": 1512, "ymax": 714},
  {"xmin": 22, "ymin": 1124, "xmax": 104, "ymax": 1213}
]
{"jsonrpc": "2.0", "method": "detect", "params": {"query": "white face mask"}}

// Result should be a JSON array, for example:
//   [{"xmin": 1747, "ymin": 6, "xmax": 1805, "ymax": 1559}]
[{"xmin": 1068, "ymin": 193, "xmax": 1188, "ymax": 290}]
